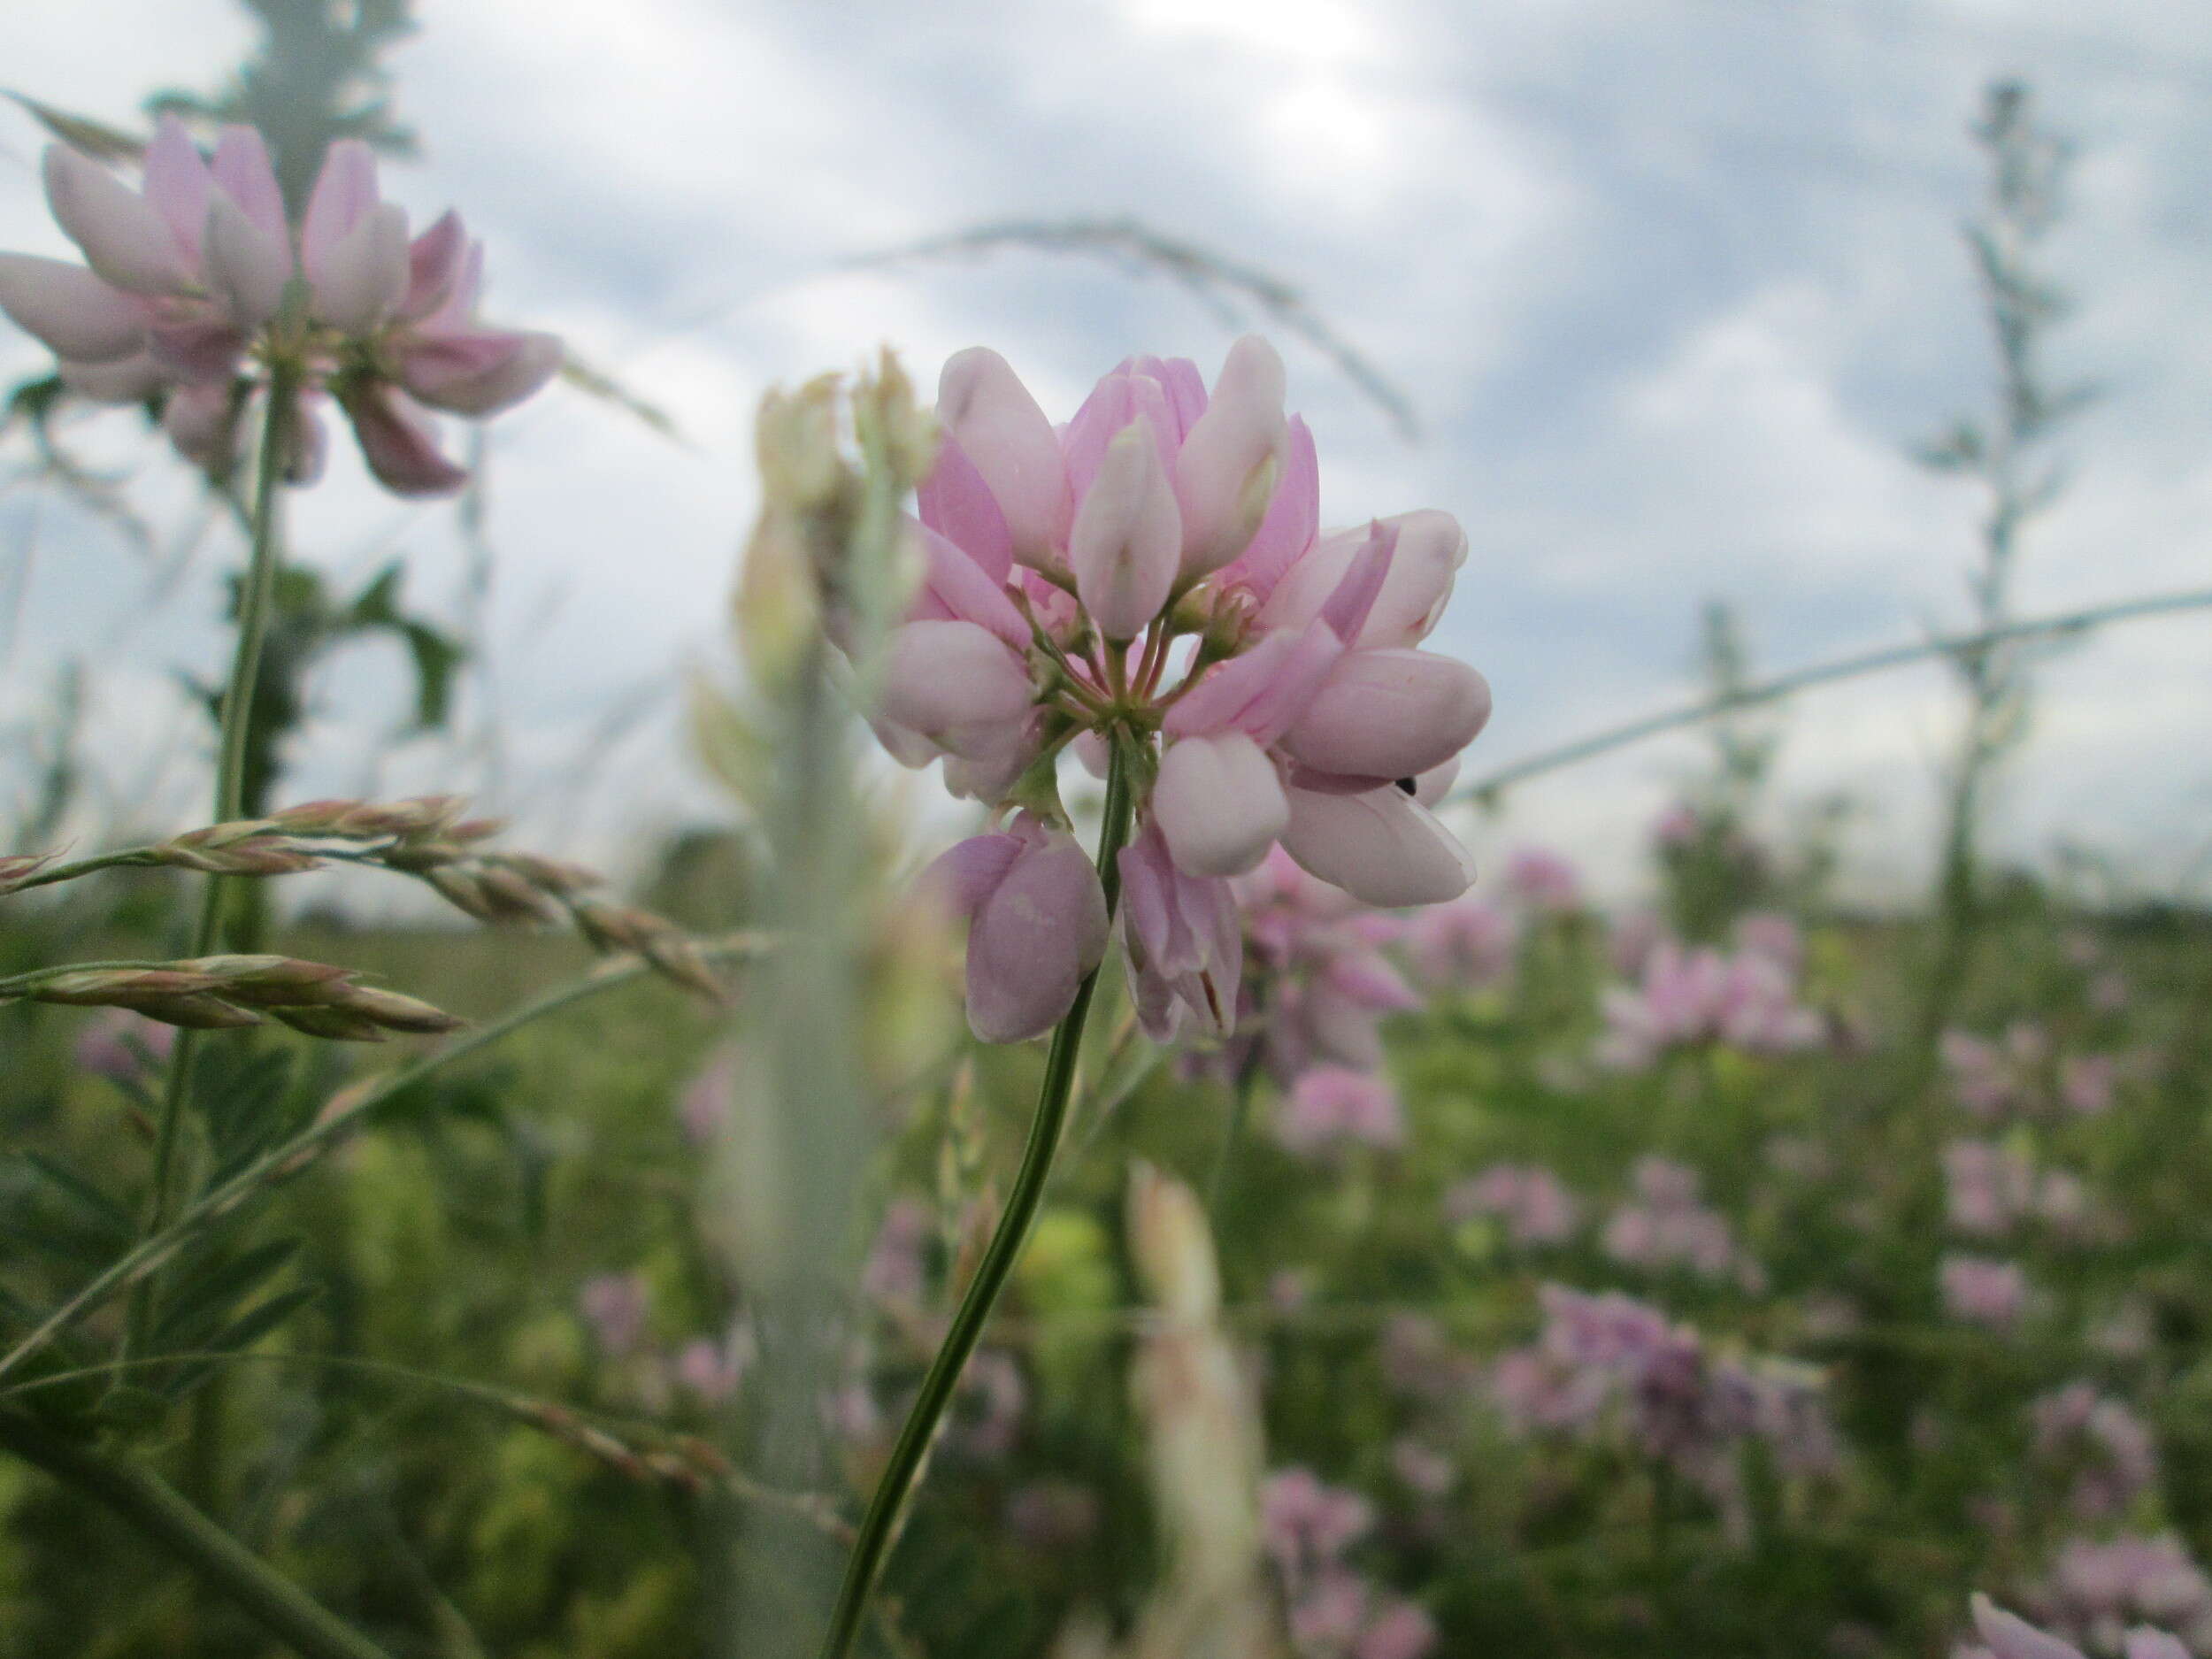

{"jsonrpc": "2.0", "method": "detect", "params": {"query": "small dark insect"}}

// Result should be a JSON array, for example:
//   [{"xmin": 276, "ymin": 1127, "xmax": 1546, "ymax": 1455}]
[{"xmin": 1395, "ymin": 777, "xmax": 1417, "ymax": 795}]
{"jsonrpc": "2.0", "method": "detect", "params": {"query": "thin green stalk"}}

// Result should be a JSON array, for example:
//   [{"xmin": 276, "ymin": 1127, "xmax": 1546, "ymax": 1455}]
[
  {"xmin": 0, "ymin": 1411, "xmax": 392, "ymax": 1659},
  {"xmin": 143, "ymin": 364, "xmax": 299, "ymax": 1258},
  {"xmin": 813, "ymin": 746, "xmax": 1137, "ymax": 1659},
  {"xmin": 1444, "ymin": 586, "xmax": 2212, "ymax": 807},
  {"xmin": 1207, "ymin": 1047, "xmax": 1263, "ymax": 1217}
]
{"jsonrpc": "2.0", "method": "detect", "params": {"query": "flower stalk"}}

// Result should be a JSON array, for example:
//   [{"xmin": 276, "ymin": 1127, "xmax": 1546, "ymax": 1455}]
[
  {"xmin": 133, "ymin": 353, "xmax": 298, "ymax": 1361},
  {"xmin": 0, "ymin": 1411, "xmax": 393, "ymax": 1659},
  {"xmin": 815, "ymin": 741, "xmax": 1137, "ymax": 1659}
]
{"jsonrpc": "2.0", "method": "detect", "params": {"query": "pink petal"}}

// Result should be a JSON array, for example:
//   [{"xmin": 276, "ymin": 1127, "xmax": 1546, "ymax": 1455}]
[
  {"xmin": 1281, "ymin": 784, "xmax": 1475, "ymax": 907},
  {"xmin": 918, "ymin": 831, "xmax": 1025, "ymax": 920},
  {"xmin": 1152, "ymin": 731, "xmax": 1287, "ymax": 878},
  {"xmin": 1317, "ymin": 519, "xmax": 1398, "ymax": 643},
  {"xmin": 336, "ymin": 380, "xmax": 469, "ymax": 496},
  {"xmin": 311, "ymin": 201, "xmax": 410, "ymax": 334},
  {"xmin": 202, "ymin": 194, "xmax": 292, "ymax": 334},
  {"xmin": 877, "ymin": 619, "xmax": 1033, "ymax": 743},
  {"xmin": 911, "ymin": 521, "xmax": 1029, "ymax": 648},
  {"xmin": 938, "ymin": 347, "xmax": 1070, "ymax": 569},
  {"xmin": 59, "ymin": 351, "xmax": 165, "ymax": 403},
  {"xmin": 400, "ymin": 327, "xmax": 562, "ymax": 416},
  {"xmin": 41, "ymin": 145, "xmax": 188, "ymax": 296},
  {"xmin": 1412, "ymin": 756, "xmax": 1459, "ymax": 807},
  {"xmin": 146, "ymin": 313, "xmax": 247, "ymax": 381},
  {"xmin": 141, "ymin": 115, "xmax": 212, "ymax": 265},
  {"xmin": 301, "ymin": 138, "xmax": 381, "ymax": 288},
  {"xmin": 1282, "ymin": 649, "xmax": 1491, "ymax": 780},
  {"xmin": 1970, "ymin": 1597, "xmax": 2087, "ymax": 1659},
  {"xmin": 1060, "ymin": 366, "xmax": 1177, "ymax": 501},
  {"xmin": 163, "ymin": 380, "xmax": 238, "ymax": 472},
  {"xmin": 210, "ymin": 127, "xmax": 285, "ymax": 241},
  {"xmin": 0, "ymin": 254, "xmax": 146, "ymax": 363},
  {"xmin": 1164, "ymin": 618, "xmax": 1342, "ymax": 746},
  {"xmin": 917, "ymin": 430, "xmax": 1015, "ymax": 583},
  {"xmin": 1069, "ymin": 421, "xmax": 1180, "ymax": 641},
  {"xmin": 1217, "ymin": 414, "xmax": 1317, "ymax": 604},
  {"xmin": 1173, "ymin": 334, "xmax": 1287, "ymax": 579},
  {"xmin": 1130, "ymin": 354, "xmax": 1208, "ymax": 439},
  {"xmin": 1258, "ymin": 510, "xmax": 1467, "ymax": 648},
  {"xmin": 965, "ymin": 821, "xmax": 1109, "ymax": 1043},
  {"xmin": 401, "ymin": 210, "xmax": 468, "ymax": 321}
]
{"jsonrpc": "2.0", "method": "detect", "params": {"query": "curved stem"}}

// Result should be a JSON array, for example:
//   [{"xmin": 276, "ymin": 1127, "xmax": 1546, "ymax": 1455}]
[
  {"xmin": 0, "ymin": 1411, "xmax": 392, "ymax": 1659},
  {"xmin": 144, "ymin": 365, "xmax": 300, "ymax": 1253},
  {"xmin": 1446, "ymin": 585, "xmax": 2212, "ymax": 805},
  {"xmin": 814, "ymin": 746, "xmax": 1137, "ymax": 1659}
]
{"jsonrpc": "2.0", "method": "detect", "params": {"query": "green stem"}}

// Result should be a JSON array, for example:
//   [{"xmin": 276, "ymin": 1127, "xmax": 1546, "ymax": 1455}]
[
  {"xmin": 814, "ymin": 746, "xmax": 1137, "ymax": 1659},
  {"xmin": 0, "ymin": 1411, "xmax": 392, "ymax": 1659},
  {"xmin": 143, "ymin": 365, "xmax": 299, "ymax": 1258}
]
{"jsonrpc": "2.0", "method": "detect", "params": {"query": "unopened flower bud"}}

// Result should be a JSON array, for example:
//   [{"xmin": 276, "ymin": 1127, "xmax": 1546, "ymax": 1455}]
[
  {"xmin": 268, "ymin": 1004, "xmax": 388, "ymax": 1041},
  {"xmin": 755, "ymin": 376, "xmax": 847, "ymax": 514},
  {"xmin": 425, "ymin": 867, "xmax": 500, "ymax": 922},
  {"xmin": 472, "ymin": 864, "xmax": 566, "ymax": 924},
  {"xmin": 736, "ymin": 509, "xmax": 826, "ymax": 695},
  {"xmin": 326, "ymin": 983, "xmax": 467, "ymax": 1034},
  {"xmin": 487, "ymin": 852, "xmax": 602, "ymax": 895},
  {"xmin": 853, "ymin": 349, "xmax": 938, "ymax": 489}
]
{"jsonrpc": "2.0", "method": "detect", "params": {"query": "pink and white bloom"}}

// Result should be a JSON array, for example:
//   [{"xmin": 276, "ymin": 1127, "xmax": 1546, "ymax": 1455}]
[
  {"xmin": 0, "ymin": 117, "xmax": 557, "ymax": 497},
  {"xmin": 892, "ymin": 341, "xmax": 1490, "ymax": 1043},
  {"xmin": 923, "ymin": 814, "xmax": 1110, "ymax": 1044}
]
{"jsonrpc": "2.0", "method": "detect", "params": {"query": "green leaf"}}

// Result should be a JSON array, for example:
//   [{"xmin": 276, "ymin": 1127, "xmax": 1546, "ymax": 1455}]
[
  {"xmin": 558, "ymin": 352, "xmax": 686, "ymax": 444},
  {"xmin": 3, "ymin": 90, "xmax": 143, "ymax": 162},
  {"xmin": 150, "ymin": 1239, "xmax": 302, "ymax": 1349},
  {"xmin": 157, "ymin": 1286, "xmax": 321, "ymax": 1399},
  {"xmin": 17, "ymin": 1155, "xmax": 133, "ymax": 1251}
]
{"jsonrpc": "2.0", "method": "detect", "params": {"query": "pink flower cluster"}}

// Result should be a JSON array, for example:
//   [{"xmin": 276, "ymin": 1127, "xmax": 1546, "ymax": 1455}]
[
  {"xmin": 1401, "ymin": 889, "xmax": 1518, "ymax": 988},
  {"xmin": 907, "ymin": 342, "xmax": 1489, "ymax": 1044},
  {"xmin": 1445, "ymin": 1163, "xmax": 1583, "ymax": 1248},
  {"xmin": 2012, "ymin": 1535, "xmax": 2212, "ymax": 1656},
  {"xmin": 1944, "ymin": 1024, "xmax": 2126, "ymax": 1123},
  {"xmin": 1940, "ymin": 1255, "xmax": 2032, "ymax": 1332},
  {"xmin": 2031, "ymin": 1384, "xmax": 2159, "ymax": 1521},
  {"xmin": 1945, "ymin": 1140, "xmax": 2097, "ymax": 1240},
  {"xmin": 1491, "ymin": 1284, "xmax": 1839, "ymax": 1504},
  {"xmin": 1594, "ymin": 932, "xmax": 1824, "ymax": 1071},
  {"xmin": 1260, "ymin": 1468, "xmax": 1437, "ymax": 1659},
  {"xmin": 0, "ymin": 117, "xmax": 558, "ymax": 495},
  {"xmin": 1963, "ymin": 1594, "xmax": 2190, "ymax": 1659},
  {"xmin": 1601, "ymin": 1156, "xmax": 1760, "ymax": 1287},
  {"xmin": 1236, "ymin": 848, "xmax": 1423, "ymax": 1081}
]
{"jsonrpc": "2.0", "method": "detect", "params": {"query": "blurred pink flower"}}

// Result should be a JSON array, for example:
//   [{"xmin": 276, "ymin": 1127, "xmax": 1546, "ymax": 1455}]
[
  {"xmin": 578, "ymin": 1271, "xmax": 649, "ymax": 1358},
  {"xmin": 1446, "ymin": 1163, "xmax": 1582, "ymax": 1247},
  {"xmin": 0, "ymin": 118, "xmax": 556, "ymax": 496},
  {"xmin": 1273, "ymin": 1065, "xmax": 1406, "ymax": 1157},
  {"xmin": 1940, "ymin": 1256, "xmax": 2030, "ymax": 1332},
  {"xmin": 73, "ymin": 1008, "xmax": 175, "ymax": 1082},
  {"xmin": 1504, "ymin": 846, "xmax": 1581, "ymax": 911},
  {"xmin": 1403, "ymin": 891, "xmax": 1518, "ymax": 987}
]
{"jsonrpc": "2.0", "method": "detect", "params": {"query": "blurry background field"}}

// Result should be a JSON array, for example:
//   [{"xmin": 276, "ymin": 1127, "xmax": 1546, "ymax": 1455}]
[{"xmin": 3, "ymin": 4, "xmax": 2211, "ymax": 1658}]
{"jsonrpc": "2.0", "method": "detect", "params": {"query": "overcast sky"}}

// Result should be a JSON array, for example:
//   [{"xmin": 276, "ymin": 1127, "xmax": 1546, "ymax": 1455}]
[{"xmin": 2, "ymin": 0, "xmax": 2208, "ymax": 904}]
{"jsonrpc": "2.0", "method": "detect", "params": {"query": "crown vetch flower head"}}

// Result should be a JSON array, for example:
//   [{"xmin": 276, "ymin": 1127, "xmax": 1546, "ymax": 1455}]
[
  {"xmin": 882, "ymin": 338, "xmax": 1491, "ymax": 1043},
  {"xmin": 0, "ymin": 117, "xmax": 559, "ymax": 498}
]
